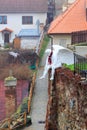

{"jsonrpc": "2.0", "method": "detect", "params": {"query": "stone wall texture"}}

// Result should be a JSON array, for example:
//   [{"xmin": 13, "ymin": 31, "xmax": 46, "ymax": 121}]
[{"xmin": 45, "ymin": 68, "xmax": 87, "ymax": 130}]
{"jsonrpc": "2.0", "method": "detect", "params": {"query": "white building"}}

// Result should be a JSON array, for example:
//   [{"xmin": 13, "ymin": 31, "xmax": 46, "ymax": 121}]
[
  {"xmin": 0, "ymin": 0, "xmax": 48, "ymax": 46},
  {"xmin": 48, "ymin": 0, "xmax": 87, "ymax": 48}
]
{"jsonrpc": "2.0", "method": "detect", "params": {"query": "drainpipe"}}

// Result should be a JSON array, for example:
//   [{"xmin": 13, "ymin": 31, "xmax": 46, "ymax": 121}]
[
  {"xmin": 48, "ymin": 35, "xmax": 53, "ymax": 50},
  {"xmin": 73, "ymin": 46, "xmax": 76, "ymax": 75}
]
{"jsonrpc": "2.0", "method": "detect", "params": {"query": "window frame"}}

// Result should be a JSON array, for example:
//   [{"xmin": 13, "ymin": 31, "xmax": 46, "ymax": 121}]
[
  {"xmin": 22, "ymin": 16, "xmax": 33, "ymax": 25},
  {"xmin": 71, "ymin": 31, "xmax": 87, "ymax": 44},
  {"xmin": 0, "ymin": 16, "xmax": 7, "ymax": 24}
]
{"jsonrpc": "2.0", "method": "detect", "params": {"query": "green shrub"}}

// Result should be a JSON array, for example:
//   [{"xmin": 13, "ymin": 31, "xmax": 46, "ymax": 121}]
[
  {"xmin": 16, "ymin": 97, "xmax": 28, "ymax": 115},
  {"xmin": 39, "ymin": 35, "xmax": 50, "ymax": 61},
  {"xmin": 4, "ymin": 44, "xmax": 10, "ymax": 48},
  {"xmin": 63, "ymin": 63, "xmax": 87, "ymax": 71}
]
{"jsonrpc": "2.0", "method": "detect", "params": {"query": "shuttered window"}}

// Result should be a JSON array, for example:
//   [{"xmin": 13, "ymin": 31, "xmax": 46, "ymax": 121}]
[{"xmin": 71, "ymin": 31, "xmax": 87, "ymax": 44}]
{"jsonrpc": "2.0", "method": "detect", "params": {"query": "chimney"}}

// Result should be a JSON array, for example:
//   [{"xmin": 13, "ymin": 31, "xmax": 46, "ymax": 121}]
[
  {"xmin": 68, "ymin": 0, "xmax": 75, "ymax": 4},
  {"xmin": 62, "ymin": 0, "xmax": 75, "ymax": 12}
]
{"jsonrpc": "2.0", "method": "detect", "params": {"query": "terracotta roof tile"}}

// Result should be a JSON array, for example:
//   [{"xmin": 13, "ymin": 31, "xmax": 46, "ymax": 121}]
[
  {"xmin": 0, "ymin": 28, "xmax": 13, "ymax": 32},
  {"xmin": 48, "ymin": 0, "xmax": 87, "ymax": 34}
]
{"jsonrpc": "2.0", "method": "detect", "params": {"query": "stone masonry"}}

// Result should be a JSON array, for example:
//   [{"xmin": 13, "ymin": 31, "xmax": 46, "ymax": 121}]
[{"xmin": 45, "ymin": 68, "xmax": 87, "ymax": 130}]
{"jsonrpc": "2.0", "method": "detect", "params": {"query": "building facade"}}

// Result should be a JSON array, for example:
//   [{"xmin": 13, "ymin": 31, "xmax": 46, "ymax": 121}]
[
  {"xmin": 48, "ymin": 0, "xmax": 87, "ymax": 47},
  {"xmin": 0, "ymin": 0, "xmax": 47, "ymax": 46}
]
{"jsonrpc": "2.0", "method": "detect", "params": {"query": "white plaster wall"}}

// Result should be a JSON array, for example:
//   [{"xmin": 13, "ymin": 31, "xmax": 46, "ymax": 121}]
[
  {"xmin": 75, "ymin": 46, "xmax": 87, "ymax": 57},
  {"xmin": 20, "ymin": 37, "xmax": 39, "ymax": 49},
  {"xmin": 52, "ymin": 34, "xmax": 71, "ymax": 47},
  {"xmin": 68, "ymin": 0, "xmax": 75, "ymax": 4},
  {"xmin": 0, "ymin": 13, "xmax": 47, "ymax": 46}
]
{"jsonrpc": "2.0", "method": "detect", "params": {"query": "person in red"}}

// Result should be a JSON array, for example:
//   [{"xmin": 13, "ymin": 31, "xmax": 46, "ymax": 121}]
[
  {"xmin": 40, "ymin": 47, "xmax": 54, "ymax": 80},
  {"xmin": 48, "ymin": 50, "xmax": 53, "ymax": 65}
]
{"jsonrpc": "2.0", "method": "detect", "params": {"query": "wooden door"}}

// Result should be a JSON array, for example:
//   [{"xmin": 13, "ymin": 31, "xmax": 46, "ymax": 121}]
[{"xmin": 4, "ymin": 33, "xmax": 9, "ymax": 43}]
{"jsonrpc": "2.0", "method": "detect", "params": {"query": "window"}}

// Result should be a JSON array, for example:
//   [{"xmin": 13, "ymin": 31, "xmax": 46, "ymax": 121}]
[
  {"xmin": 0, "ymin": 16, "xmax": 7, "ymax": 24},
  {"xmin": 22, "ymin": 16, "xmax": 33, "ymax": 24},
  {"xmin": 59, "ymin": 39, "xmax": 67, "ymax": 46},
  {"xmin": 71, "ymin": 31, "xmax": 87, "ymax": 44}
]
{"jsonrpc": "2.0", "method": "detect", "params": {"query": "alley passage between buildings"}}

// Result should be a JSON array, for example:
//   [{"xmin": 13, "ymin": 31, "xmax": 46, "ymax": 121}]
[
  {"xmin": 23, "ymin": 43, "xmax": 51, "ymax": 130},
  {"xmin": 28, "ymin": 68, "xmax": 48, "ymax": 130}
]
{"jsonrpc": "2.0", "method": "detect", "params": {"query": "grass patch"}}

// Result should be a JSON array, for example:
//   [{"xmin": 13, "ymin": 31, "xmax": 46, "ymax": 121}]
[
  {"xmin": 63, "ymin": 63, "xmax": 87, "ymax": 71},
  {"xmin": 63, "ymin": 64, "xmax": 74, "ymax": 71},
  {"xmin": 39, "ymin": 35, "xmax": 50, "ymax": 62}
]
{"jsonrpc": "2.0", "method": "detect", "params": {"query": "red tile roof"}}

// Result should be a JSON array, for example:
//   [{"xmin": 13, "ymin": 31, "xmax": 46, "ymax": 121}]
[
  {"xmin": 0, "ymin": 28, "xmax": 13, "ymax": 32},
  {"xmin": 0, "ymin": 0, "xmax": 47, "ymax": 13},
  {"xmin": 48, "ymin": 0, "xmax": 87, "ymax": 34}
]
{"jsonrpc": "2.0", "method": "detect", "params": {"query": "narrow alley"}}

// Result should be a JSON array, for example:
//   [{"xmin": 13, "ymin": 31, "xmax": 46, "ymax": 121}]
[
  {"xmin": 23, "ymin": 43, "xmax": 51, "ymax": 130},
  {"xmin": 23, "ymin": 1, "xmax": 66, "ymax": 129}
]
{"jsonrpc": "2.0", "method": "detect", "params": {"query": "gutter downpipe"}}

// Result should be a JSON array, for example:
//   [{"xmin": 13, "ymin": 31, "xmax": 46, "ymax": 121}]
[{"xmin": 48, "ymin": 35, "xmax": 53, "ymax": 50}]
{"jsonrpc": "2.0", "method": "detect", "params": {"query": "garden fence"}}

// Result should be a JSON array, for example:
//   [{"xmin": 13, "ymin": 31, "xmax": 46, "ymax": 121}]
[{"xmin": 74, "ymin": 53, "xmax": 87, "ymax": 78}]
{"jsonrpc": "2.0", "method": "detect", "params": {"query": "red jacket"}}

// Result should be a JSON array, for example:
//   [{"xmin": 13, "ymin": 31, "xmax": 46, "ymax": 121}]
[{"xmin": 48, "ymin": 51, "xmax": 53, "ymax": 65}]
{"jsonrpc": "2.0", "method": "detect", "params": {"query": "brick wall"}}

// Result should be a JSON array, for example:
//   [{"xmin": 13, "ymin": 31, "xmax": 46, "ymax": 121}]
[{"xmin": 0, "ymin": 80, "xmax": 29, "ymax": 121}]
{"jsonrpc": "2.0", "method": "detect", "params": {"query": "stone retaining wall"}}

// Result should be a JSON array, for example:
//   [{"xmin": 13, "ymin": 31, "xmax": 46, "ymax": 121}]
[{"xmin": 45, "ymin": 68, "xmax": 87, "ymax": 130}]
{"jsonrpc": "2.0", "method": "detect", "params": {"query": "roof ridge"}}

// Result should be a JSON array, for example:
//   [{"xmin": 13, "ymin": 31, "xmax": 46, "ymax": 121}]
[{"xmin": 48, "ymin": 0, "xmax": 81, "ymax": 34}]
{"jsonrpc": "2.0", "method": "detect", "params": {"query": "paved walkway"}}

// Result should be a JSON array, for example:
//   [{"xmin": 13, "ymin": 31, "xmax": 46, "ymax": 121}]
[{"xmin": 23, "ymin": 43, "xmax": 51, "ymax": 130}]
